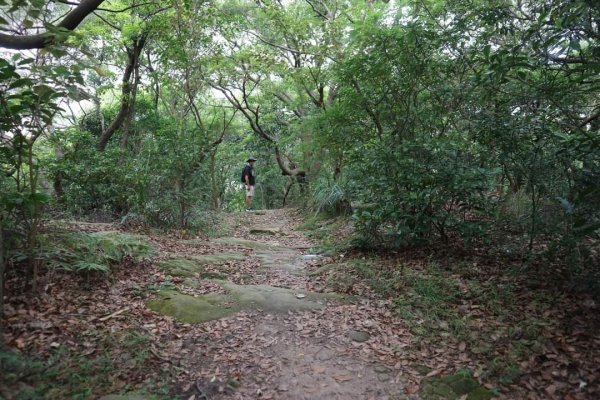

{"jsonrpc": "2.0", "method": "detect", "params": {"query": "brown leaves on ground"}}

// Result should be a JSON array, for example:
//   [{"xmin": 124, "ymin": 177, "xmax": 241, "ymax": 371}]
[{"xmin": 3, "ymin": 210, "xmax": 600, "ymax": 400}]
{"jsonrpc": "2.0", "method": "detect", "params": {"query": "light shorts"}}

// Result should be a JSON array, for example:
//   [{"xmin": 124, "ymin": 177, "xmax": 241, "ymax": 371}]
[{"xmin": 246, "ymin": 185, "xmax": 255, "ymax": 197}]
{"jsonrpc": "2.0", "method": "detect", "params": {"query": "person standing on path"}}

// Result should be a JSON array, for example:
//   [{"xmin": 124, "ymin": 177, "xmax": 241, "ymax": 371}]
[{"xmin": 242, "ymin": 157, "xmax": 256, "ymax": 211}]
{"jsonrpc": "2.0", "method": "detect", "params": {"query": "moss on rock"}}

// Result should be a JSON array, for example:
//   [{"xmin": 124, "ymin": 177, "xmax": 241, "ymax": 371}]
[
  {"xmin": 156, "ymin": 253, "xmax": 244, "ymax": 277},
  {"xmin": 147, "ymin": 290, "xmax": 240, "ymax": 323},
  {"xmin": 147, "ymin": 283, "xmax": 332, "ymax": 323},
  {"xmin": 99, "ymin": 392, "xmax": 148, "ymax": 400},
  {"xmin": 420, "ymin": 372, "xmax": 493, "ymax": 400},
  {"xmin": 249, "ymin": 226, "xmax": 281, "ymax": 235},
  {"xmin": 186, "ymin": 237, "xmax": 281, "ymax": 250}
]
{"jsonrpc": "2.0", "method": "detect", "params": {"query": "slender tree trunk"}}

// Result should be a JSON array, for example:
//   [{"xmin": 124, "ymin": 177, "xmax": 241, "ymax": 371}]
[
  {"xmin": 120, "ymin": 53, "xmax": 142, "ymax": 149},
  {"xmin": 529, "ymin": 182, "xmax": 537, "ymax": 252},
  {"xmin": 0, "ymin": 223, "xmax": 5, "ymax": 343},
  {"xmin": 53, "ymin": 140, "xmax": 64, "ymax": 199},
  {"xmin": 209, "ymin": 150, "xmax": 219, "ymax": 210},
  {"xmin": 282, "ymin": 178, "xmax": 294, "ymax": 207},
  {"xmin": 97, "ymin": 34, "xmax": 147, "ymax": 151},
  {"xmin": 177, "ymin": 175, "xmax": 187, "ymax": 228},
  {"xmin": 27, "ymin": 140, "xmax": 40, "ymax": 292},
  {"xmin": 94, "ymin": 95, "xmax": 105, "ymax": 133}
]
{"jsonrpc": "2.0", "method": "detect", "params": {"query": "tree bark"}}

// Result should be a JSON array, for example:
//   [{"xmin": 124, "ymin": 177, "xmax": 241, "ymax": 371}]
[
  {"xmin": 97, "ymin": 34, "xmax": 147, "ymax": 151},
  {"xmin": 212, "ymin": 82, "xmax": 307, "ymax": 178},
  {"xmin": 274, "ymin": 147, "xmax": 306, "ymax": 177},
  {"xmin": 0, "ymin": 0, "xmax": 106, "ymax": 50},
  {"xmin": 53, "ymin": 141, "xmax": 65, "ymax": 199},
  {"xmin": 120, "ymin": 48, "xmax": 142, "ymax": 149},
  {"xmin": 0, "ymin": 223, "xmax": 5, "ymax": 342},
  {"xmin": 209, "ymin": 150, "xmax": 219, "ymax": 210},
  {"xmin": 351, "ymin": 79, "xmax": 383, "ymax": 137}
]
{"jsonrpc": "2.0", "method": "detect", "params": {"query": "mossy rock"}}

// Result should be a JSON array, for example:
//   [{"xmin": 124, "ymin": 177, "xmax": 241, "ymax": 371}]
[
  {"xmin": 182, "ymin": 278, "xmax": 199, "ymax": 288},
  {"xmin": 249, "ymin": 226, "xmax": 281, "ymax": 235},
  {"xmin": 186, "ymin": 237, "xmax": 280, "ymax": 250},
  {"xmin": 99, "ymin": 393, "xmax": 148, "ymax": 400},
  {"xmin": 147, "ymin": 290, "xmax": 240, "ymax": 323},
  {"xmin": 348, "ymin": 330, "xmax": 370, "ymax": 342},
  {"xmin": 156, "ymin": 253, "xmax": 244, "ymax": 277},
  {"xmin": 420, "ymin": 372, "xmax": 493, "ymax": 400},
  {"xmin": 224, "ymin": 283, "xmax": 329, "ymax": 313},
  {"xmin": 210, "ymin": 237, "xmax": 277, "ymax": 249},
  {"xmin": 411, "ymin": 363, "xmax": 433, "ymax": 376},
  {"xmin": 308, "ymin": 263, "xmax": 339, "ymax": 276},
  {"xmin": 254, "ymin": 249, "xmax": 303, "ymax": 272},
  {"xmin": 201, "ymin": 271, "xmax": 228, "ymax": 280},
  {"xmin": 147, "ymin": 283, "xmax": 333, "ymax": 323}
]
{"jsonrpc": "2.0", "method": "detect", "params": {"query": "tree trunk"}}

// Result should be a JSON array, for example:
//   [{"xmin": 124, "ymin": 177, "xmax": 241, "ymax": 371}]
[
  {"xmin": 26, "ymin": 140, "xmax": 40, "ymax": 292},
  {"xmin": 97, "ymin": 34, "xmax": 147, "ymax": 151},
  {"xmin": 282, "ymin": 178, "xmax": 294, "ymax": 207},
  {"xmin": 0, "ymin": 223, "xmax": 5, "ymax": 343},
  {"xmin": 209, "ymin": 150, "xmax": 219, "ymax": 210},
  {"xmin": 53, "ymin": 140, "xmax": 65, "ymax": 199},
  {"xmin": 177, "ymin": 175, "xmax": 187, "ymax": 228},
  {"xmin": 120, "ymin": 51, "xmax": 142, "ymax": 149}
]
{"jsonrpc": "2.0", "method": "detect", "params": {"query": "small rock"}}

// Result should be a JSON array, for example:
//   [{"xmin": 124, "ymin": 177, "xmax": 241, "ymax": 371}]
[
  {"xmin": 411, "ymin": 363, "xmax": 433, "ymax": 375},
  {"xmin": 316, "ymin": 349, "xmax": 334, "ymax": 361},
  {"xmin": 420, "ymin": 372, "xmax": 493, "ymax": 400},
  {"xmin": 374, "ymin": 365, "xmax": 390, "ymax": 374},
  {"xmin": 99, "ymin": 393, "xmax": 147, "ymax": 400},
  {"xmin": 348, "ymin": 330, "xmax": 370, "ymax": 343}
]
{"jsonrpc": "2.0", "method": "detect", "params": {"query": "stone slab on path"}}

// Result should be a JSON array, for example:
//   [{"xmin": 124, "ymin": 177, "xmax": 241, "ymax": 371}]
[
  {"xmin": 156, "ymin": 253, "xmax": 244, "ymax": 277},
  {"xmin": 147, "ymin": 282, "xmax": 330, "ymax": 323},
  {"xmin": 249, "ymin": 226, "xmax": 282, "ymax": 235},
  {"xmin": 254, "ymin": 249, "xmax": 306, "ymax": 273},
  {"xmin": 187, "ymin": 237, "xmax": 286, "ymax": 250}
]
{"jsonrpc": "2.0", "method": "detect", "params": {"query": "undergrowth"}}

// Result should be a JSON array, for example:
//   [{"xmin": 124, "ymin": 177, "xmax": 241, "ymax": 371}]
[
  {"xmin": 39, "ymin": 231, "xmax": 154, "ymax": 275},
  {"xmin": 298, "ymin": 213, "xmax": 351, "ymax": 255},
  {"xmin": 0, "ymin": 330, "xmax": 172, "ymax": 399},
  {"xmin": 301, "ymin": 208, "xmax": 563, "ymax": 392}
]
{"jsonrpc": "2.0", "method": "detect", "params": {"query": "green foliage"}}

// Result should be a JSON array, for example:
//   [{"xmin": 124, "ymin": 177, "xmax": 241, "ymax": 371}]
[
  {"xmin": 41, "ymin": 231, "xmax": 153, "ymax": 274},
  {"xmin": 309, "ymin": 176, "xmax": 350, "ymax": 215},
  {"xmin": 299, "ymin": 214, "xmax": 350, "ymax": 255},
  {"xmin": 2, "ymin": 0, "xmax": 599, "ymax": 294},
  {"xmin": 349, "ymin": 135, "xmax": 494, "ymax": 248},
  {"xmin": 0, "ymin": 330, "xmax": 172, "ymax": 399}
]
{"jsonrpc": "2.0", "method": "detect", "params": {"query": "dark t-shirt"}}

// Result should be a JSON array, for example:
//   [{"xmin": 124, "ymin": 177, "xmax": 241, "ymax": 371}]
[{"xmin": 243, "ymin": 165, "xmax": 255, "ymax": 185}]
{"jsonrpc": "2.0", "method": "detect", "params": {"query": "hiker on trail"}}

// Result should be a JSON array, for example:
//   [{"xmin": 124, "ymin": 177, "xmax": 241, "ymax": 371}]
[{"xmin": 242, "ymin": 157, "xmax": 256, "ymax": 211}]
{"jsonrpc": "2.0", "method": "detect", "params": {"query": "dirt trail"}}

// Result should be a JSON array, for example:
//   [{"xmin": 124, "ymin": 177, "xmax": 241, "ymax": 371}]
[{"xmin": 167, "ymin": 209, "xmax": 409, "ymax": 399}]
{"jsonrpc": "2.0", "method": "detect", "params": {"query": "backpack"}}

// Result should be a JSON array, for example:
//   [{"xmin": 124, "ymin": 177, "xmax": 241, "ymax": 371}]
[{"xmin": 241, "ymin": 166, "xmax": 246, "ymax": 183}]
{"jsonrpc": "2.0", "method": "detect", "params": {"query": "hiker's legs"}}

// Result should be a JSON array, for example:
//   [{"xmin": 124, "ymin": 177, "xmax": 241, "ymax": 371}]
[{"xmin": 245, "ymin": 185, "xmax": 255, "ymax": 209}]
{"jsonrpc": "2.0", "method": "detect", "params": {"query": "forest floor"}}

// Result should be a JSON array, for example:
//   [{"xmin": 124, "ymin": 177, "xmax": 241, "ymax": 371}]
[{"xmin": 2, "ymin": 209, "xmax": 599, "ymax": 399}]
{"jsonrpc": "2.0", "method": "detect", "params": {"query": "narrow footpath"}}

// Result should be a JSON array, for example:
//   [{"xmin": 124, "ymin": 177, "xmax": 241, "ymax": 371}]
[{"xmin": 150, "ymin": 209, "xmax": 414, "ymax": 399}]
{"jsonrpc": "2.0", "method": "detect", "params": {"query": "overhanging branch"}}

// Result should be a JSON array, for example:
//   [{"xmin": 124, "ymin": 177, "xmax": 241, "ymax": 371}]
[{"xmin": 0, "ymin": 0, "xmax": 106, "ymax": 50}]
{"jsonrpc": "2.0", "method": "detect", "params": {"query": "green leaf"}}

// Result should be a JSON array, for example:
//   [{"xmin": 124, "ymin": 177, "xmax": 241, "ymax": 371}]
[
  {"xmin": 29, "ymin": 192, "xmax": 51, "ymax": 203},
  {"xmin": 483, "ymin": 44, "xmax": 491, "ymax": 59},
  {"xmin": 8, "ymin": 78, "xmax": 33, "ymax": 90}
]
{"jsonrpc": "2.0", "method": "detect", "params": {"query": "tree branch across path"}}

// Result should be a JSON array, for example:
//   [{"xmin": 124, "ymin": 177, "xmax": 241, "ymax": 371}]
[{"xmin": 0, "ymin": 0, "xmax": 105, "ymax": 50}]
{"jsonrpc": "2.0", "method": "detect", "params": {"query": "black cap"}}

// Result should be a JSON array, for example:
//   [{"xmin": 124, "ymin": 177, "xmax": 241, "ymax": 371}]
[{"xmin": 247, "ymin": 157, "xmax": 257, "ymax": 162}]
